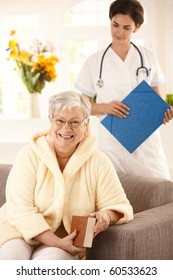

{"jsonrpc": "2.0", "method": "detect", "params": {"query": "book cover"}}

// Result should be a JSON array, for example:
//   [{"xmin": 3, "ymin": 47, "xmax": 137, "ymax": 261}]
[
  {"xmin": 70, "ymin": 215, "xmax": 96, "ymax": 248},
  {"xmin": 101, "ymin": 80, "xmax": 170, "ymax": 153}
]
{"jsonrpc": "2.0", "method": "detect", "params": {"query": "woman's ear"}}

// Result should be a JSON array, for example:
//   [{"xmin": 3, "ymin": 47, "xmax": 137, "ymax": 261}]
[
  {"xmin": 133, "ymin": 24, "xmax": 140, "ymax": 33},
  {"xmin": 85, "ymin": 118, "xmax": 90, "ymax": 127},
  {"xmin": 49, "ymin": 116, "xmax": 52, "ymax": 123}
]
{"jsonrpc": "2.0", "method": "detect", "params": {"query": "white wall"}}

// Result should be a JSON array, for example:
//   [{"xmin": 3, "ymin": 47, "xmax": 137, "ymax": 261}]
[
  {"xmin": 0, "ymin": 118, "xmax": 173, "ymax": 180},
  {"xmin": 0, "ymin": 0, "xmax": 173, "ymax": 96},
  {"xmin": 0, "ymin": 0, "xmax": 173, "ymax": 179}
]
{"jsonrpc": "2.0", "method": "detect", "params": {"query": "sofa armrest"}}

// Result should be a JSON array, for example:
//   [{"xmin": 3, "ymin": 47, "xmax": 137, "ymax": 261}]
[
  {"xmin": 0, "ymin": 164, "xmax": 12, "ymax": 207},
  {"xmin": 118, "ymin": 172, "xmax": 173, "ymax": 213},
  {"xmin": 86, "ymin": 202, "xmax": 173, "ymax": 260}
]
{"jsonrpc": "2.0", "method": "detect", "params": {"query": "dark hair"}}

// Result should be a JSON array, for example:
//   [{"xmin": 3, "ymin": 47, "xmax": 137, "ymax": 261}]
[{"xmin": 109, "ymin": 0, "xmax": 144, "ymax": 26}]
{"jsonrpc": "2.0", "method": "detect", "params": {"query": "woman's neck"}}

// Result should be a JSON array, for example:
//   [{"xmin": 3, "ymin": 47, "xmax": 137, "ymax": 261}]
[
  {"xmin": 56, "ymin": 155, "xmax": 70, "ymax": 172},
  {"xmin": 50, "ymin": 137, "xmax": 78, "ymax": 172},
  {"xmin": 48, "ymin": 137, "xmax": 71, "ymax": 172},
  {"xmin": 55, "ymin": 146, "xmax": 77, "ymax": 172},
  {"xmin": 111, "ymin": 42, "xmax": 131, "ymax": 61}
]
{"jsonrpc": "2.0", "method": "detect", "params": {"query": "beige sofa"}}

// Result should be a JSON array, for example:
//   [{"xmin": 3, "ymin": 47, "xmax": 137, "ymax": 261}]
[{"xmin": 0, "ymin": 164, "xmax": 173, "ymax": 259}]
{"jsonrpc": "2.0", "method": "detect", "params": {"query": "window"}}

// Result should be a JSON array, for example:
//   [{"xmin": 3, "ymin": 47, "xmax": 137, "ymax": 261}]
[
  {"xmin": 63, "ymin": 0, "xmax": 112, "ymax": 90},
  {"xmin": 65, "ymin": 0, "xmax": 111, "ymax": 26},
  {"xmin": 0, "ymin": 14, "xmax": 40, "ymax": 118},
  {"xmin": 0, "ymin": 0, "xmax": 172, "ymax": 118}
]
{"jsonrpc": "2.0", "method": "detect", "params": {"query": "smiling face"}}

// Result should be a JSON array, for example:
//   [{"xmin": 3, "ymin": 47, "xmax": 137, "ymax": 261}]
[
  {"xmin": 50, "ymin": 106, "xmax": 89, "ymax": 156},
  {"xmin": 111, "ymin": 14, "xmax": 139, "ymax": 45}
]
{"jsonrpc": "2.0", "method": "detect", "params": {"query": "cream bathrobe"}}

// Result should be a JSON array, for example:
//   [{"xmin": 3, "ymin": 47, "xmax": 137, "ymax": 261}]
[{"xmin": 0, "ymin": 128, "xmax": 133, "ymax": 246}]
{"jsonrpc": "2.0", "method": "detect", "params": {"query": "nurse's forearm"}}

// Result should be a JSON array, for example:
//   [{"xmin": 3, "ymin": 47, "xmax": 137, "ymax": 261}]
[
  {"xmin": 91, "ymin": 102, "xmax": 130, "ymax": 118},
  {"xmin": 91, "ymin": 102, "xmax": 109, "ymax": 115},
  {"xmin": 152, "ymin": 86, "xmax": 161, "ymax": 96},
  {"xmin": 82, "ymin": 94, "xmax": 107, "ymax": 115},
  {"xmin": 82, "ymin": 94, "xmax": 130, "ymax": 117}
]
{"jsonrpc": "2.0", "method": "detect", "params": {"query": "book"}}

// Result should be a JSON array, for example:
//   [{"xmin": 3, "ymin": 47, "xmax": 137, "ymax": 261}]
[
  {"xmin": 101, "ymin": 80, "xmax": 170, "ymax": 153},
  {"xmin": 70, "ymin": 215, "xmax": 96, "ymax": 248}
]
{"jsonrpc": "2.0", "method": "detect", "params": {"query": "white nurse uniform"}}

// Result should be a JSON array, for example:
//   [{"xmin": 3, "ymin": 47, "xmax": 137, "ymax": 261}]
[{"xmin": 75, "ymin": 43, "xmax": 171, "ymax": 179}]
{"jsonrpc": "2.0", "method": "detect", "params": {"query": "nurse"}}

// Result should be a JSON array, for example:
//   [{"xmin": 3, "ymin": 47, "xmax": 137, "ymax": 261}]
[{"xmin": 75, "ymin": 0, "xmax": 173, "ymax": 179}]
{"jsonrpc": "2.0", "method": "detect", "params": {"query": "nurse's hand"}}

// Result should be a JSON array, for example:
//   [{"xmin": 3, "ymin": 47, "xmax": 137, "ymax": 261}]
[
  {"xmin": 163, "ymin": 107, "xmax": 173, "ymax": 124},
  {"xmin": 104, "ymin": 100, "xmax": 130, "ymax": 118}
]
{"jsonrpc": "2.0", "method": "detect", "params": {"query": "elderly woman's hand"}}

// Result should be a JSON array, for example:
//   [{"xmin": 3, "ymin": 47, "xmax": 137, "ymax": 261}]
[
  {"xmin": 89, "ymin": 211, "xmax": 112, "ymax": 237},
  {"xmin": 60, "ymin": 230, "xmax": 85, "ymax": 256},
  {"xmin": 163, "ymin": 107, "xmax": 173, "ymax": 124},
  {"xmin": 90, "ymin": 210, "xmax": 124, "ymax": 237}
]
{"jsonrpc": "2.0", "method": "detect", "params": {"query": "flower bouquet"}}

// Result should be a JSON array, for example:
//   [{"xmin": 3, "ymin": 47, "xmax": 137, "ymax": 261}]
[{"xmin": 7, "ymin": 30, "xmax": 59, "ymax": 94}]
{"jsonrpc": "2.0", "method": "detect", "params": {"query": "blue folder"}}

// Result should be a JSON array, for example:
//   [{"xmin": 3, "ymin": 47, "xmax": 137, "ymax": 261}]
[{"xmin": 101, "ymin": 80, "xmax": 170, "ymax": 153}]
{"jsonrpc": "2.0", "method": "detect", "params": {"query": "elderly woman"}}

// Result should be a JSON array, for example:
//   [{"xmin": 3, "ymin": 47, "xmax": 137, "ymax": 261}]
[{"xmin": 0, "ymin": 91, "xmax": 133, "ymax": 260}]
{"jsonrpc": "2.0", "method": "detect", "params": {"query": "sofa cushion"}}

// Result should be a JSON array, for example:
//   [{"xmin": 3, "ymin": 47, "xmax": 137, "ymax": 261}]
[
  {"xmin": 0, "ymin": 164, "xmax": 12, "ymax": 207},
  {"xmin": 118, "ymin": 172, "xmax": 173, "ymax": 213},
  {"xmin": 87, "ymin": 202, "xmax": 173, "ymax": 260}
]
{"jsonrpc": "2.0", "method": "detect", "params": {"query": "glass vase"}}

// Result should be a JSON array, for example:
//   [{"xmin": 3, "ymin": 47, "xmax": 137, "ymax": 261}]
[{"xmin": 29, "ymin": 92, "xmax": 40, "ymax": 118}]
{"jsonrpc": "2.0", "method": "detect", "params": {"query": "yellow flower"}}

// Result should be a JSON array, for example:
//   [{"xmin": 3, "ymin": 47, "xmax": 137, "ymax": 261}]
[
  {"xmin": 10, "ymin": 30, "xmax": 16, "ymax": 36},
  {"xmin": 9, "ymin": 38, "xmax": 17, "ymax": 50},
  {"xmin": 7, "ymin": 31, "xmax": 59, "ymax": 93}
]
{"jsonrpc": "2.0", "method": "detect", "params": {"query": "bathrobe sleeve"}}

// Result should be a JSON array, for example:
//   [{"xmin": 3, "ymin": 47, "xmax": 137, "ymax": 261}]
[
  {"xmin": 93, "ymin": 151, "xmax": 133, "ymax": 223},
  {"xmin": 5, "ymin": 146, "xmax": 51, "ymax": 244}
]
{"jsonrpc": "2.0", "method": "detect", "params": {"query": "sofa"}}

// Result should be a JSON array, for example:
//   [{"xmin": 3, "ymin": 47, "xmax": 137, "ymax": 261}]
[
  {"xmin": 0, "ymin": 164, "xmax": 173, "ymax": 259},
  {"xmin": 87, "ymin": 172, "xmax": 173, "ymax": 260}
]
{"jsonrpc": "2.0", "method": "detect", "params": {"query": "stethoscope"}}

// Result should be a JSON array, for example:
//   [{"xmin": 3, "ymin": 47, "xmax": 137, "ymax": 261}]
[{"xmin": 96, "ymin": 42, "xmax": 150, "ymax": 88}]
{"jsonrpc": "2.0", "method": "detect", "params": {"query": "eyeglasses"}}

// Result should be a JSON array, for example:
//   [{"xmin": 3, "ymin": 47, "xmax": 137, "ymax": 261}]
[{"xmin": 52, "ymin": 117, "xmax": 86, "ymax": 128}]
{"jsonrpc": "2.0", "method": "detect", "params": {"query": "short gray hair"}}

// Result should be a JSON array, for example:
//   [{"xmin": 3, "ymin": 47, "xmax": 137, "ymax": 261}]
[{"xmin": 48, "ymin": 91, "xmax": 91, "ymax": 119}]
